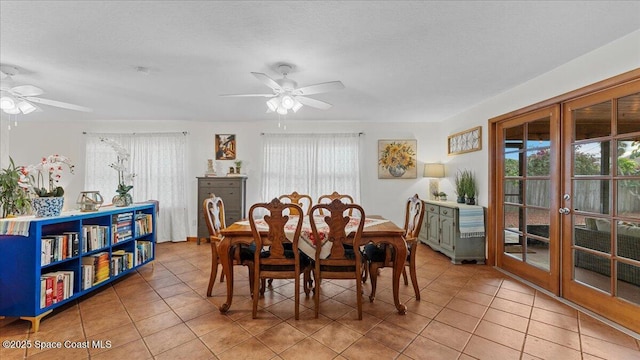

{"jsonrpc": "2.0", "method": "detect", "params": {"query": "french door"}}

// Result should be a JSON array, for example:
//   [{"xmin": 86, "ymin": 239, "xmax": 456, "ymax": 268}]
[
  {"xmin": 496, "ymin": 106, "xmax": 561, "ymax": 293},
  {"xmin": 561, "ymin": 80, "xmax": 640, "ymax": 333},
  {"xmin": 493, "ymin": 78, "xmax": 640, "ymax": 333}
]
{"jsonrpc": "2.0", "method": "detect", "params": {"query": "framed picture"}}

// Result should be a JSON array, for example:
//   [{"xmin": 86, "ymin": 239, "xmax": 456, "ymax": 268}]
[
  {"xmin": 448, "ymin": 126, "xmax": 482, "ymax": 155},
  {"xmin": 215, "ymin": 134, "xmax": 236, "ymax": 160},
  {"xmin": 378, "ymin": 139, "xmax": 417, "ymax": 179}
]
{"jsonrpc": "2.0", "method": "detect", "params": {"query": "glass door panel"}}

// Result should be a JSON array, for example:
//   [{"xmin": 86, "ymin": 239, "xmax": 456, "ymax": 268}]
[{"xmin": 497, "ymin": 106, "xmax": 560, "ymax": 292}]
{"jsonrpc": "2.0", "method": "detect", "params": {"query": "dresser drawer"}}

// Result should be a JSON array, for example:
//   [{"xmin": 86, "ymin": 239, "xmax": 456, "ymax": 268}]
[
  {"xmin": 439, "ymin": 206, "xmax": 454, "ymax": 218},
  {"xmin": 198, "ymin": 179, "xmax": 241, "ymax": 188},
  {"xmin": 427, "ymin": 204, "xmax": 439, "ymax": 214}
]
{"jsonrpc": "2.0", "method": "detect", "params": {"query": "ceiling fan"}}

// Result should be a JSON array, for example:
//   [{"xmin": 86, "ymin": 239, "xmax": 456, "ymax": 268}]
[
  {"xmin": 221, "ymin": 64, "xmax": 344, "ymax": 115},
  {"xmin": 0, "ymin": 65, "xmax": 93, "ymax": 115}
]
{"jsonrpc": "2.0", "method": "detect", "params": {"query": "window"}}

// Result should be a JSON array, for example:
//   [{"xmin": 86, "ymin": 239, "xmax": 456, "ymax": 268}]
[
  {"xmin": 261, "ymin": 133, "xmax": 361, "ymax": 203},
  {"xmin": 84, "ymin": 133, "xmax": 188, "ymax": 242}
]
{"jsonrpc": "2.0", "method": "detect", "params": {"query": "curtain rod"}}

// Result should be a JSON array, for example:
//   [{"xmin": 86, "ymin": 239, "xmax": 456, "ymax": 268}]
[
  {"xmin": 261, "ymin": 132, "xmax": 364, "ymax": 136},
  {"xmin": 83, "ymin": 131, "xmax": 188, "ymax": 135}
]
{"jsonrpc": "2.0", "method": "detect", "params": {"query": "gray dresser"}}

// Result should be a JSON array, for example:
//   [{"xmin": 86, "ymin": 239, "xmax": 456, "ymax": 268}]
[
  {"xmin": 197, "ymin": 176, "xmax": 247, "ymax": 242},
  {"xmin": 418, "ymin": 200, "xmax": 486, "ymax": 264}
]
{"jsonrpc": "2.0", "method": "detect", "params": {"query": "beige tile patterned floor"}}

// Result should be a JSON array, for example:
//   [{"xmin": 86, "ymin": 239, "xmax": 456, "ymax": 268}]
[{"xmin": 1, "ymin": 241, "xmax": 639, "ymax": 359}]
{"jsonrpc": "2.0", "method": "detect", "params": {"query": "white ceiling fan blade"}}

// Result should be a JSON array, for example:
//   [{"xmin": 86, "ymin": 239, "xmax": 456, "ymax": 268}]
[
  {"xmin": 220, "ymin": 93, "xmax": 276, "ymax": 97},
  {"xmin": 251, "ymin": 72, "xmax": 283, "ymax": 92},
  {"xmin": 0, "ymin": 71, "xmax": 6, "ymax": 80},
  {"xmin": 24, "ymin": 96, "xmax": 93, "ymax": 112},
  {"xmin": 292, "ymin": 81, "xmax": 344, "ymax": 96},
  {"xmin": 11, "ymin": 85, "xmax": 44, "ymax": 97},
  {"xmin": 296, "ymin": 96, "xmax": 333, "ymax": 110}
]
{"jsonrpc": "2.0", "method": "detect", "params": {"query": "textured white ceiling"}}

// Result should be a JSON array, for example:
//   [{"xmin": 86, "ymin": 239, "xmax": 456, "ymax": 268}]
[{"xmin": 1, "ymin": 1, "xmax": 639, "ymax": 123}]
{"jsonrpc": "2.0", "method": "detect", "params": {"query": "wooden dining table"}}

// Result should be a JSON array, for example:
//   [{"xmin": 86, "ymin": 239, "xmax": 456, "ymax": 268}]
[{"xmin": 214, "ymin": 215, "xmax": 409, "ymax": 315}]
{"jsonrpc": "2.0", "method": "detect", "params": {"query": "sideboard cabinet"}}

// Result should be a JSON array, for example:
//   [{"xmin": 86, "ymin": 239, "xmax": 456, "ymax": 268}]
[
  {"xmin": 0, "ymin": 203, "xmax": 156, "ymax": 331},
  {"xmin": 418, "ymin": 200, "xmax": 486, "ymax": 264},
  {"xmin": 197, "ymin": 176, "xmax": 247, "ymax": 243}
]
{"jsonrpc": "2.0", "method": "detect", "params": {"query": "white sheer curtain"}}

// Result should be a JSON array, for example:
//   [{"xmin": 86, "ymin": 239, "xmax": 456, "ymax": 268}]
[
  {"xmin": 261, "ymin": 133, "xmax": 361, "ymax": 204},
  {"xmin": 85, "ymin": 133, "xmax": 188, "ymax": 243}
]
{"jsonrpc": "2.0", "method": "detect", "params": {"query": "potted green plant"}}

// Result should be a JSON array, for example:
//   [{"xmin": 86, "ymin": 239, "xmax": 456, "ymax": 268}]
[
  {"xmin": 0, "ymin": 157, "xmax": 31, "ymax": 218},
  {"xmin": 438, "ymin": 192, "xmax": 447, "ymax": 201},
  {"xmin": 454, "ymin": 170, "xmax": 466, "ymax": 203},
  {"xmin": 234, "ymin": 160, "xmax": 243, "ymax": 174},
  {"xmin": 463, "ymin": 170, "xmax": 477, "ymax": 205},
  {"xmin": 431, "ymin": 190, "xmax": 440, "ymax": 201}
]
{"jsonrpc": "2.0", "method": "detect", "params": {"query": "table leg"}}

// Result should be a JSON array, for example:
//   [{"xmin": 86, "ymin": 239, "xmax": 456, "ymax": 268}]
[
  {"xmin": 207, "ymin": 242, "xmax": 219, "ymax": 297},
  {"xmin": 391, "ymin": 238, "xmax": 408, "ymax": 314},
  {"xmin": 218, "ymin": 239, "xmax": 234, "ymax": 313}
]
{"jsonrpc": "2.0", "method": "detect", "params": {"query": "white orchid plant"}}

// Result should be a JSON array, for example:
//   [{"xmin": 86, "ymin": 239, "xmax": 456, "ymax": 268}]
[
  {"xmin": 19, "ymin": 155, "xmax": 75, "ymax": 197},
  {"xmin": 101, "ymin": 138, "xmax": 136, "ymax": 196}
]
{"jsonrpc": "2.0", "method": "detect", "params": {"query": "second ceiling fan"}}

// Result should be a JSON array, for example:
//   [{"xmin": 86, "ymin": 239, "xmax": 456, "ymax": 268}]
[{"xmin": 221, "ymin": 64, "xmax": 344, "ymax": 115}]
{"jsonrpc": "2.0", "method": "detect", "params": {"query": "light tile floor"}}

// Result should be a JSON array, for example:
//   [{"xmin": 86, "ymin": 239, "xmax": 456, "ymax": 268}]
[{"xmin": 1, "ymin": 241, "xmax": 639, "ymax": 359}]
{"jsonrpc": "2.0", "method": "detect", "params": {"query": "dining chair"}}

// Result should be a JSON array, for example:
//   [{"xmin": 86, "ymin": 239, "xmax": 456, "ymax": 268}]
[
  {"xmin": 249, "ymin": 198, "xmax": 312, "ymax": 319},
  {"xmin": 309, "ymin": 199, "xmax": 366, "ymax": 319},
  {"xmin": 317, "ymin": 191, "xmax": 355, "ymax": 216},
  {"xmin": 364, "ymin": 193, "xmax": 425, "ymax": 301},
  {"xmin": 203, "ymin": 196, "xmax": 255, "ymax": 297},
  {"xmin": 278, "ymin": 191, "xmax": 313, "ymax": 216}
]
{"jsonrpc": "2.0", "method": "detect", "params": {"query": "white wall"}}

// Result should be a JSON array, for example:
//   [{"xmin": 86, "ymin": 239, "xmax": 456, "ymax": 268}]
[{"xmin": 3, "ymin": 119, "xmax": 444, "ymax": 234}]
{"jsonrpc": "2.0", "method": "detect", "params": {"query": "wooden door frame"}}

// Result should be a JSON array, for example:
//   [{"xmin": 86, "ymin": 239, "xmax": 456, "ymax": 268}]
[{"xmin": 488, "ymin": 68, "xmax": 640, "ymax": 267}]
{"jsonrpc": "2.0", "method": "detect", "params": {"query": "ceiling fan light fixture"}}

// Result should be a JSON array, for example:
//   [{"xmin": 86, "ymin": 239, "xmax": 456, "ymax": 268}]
[
  {"xmin": 0, "ymin": 95, "xmax": 16, "ymax": 110},
  {"xmin": 281, "ymin": 95, "xmax": 295, "ymax": 109},
  {"xmin": 266, "ymin": 97, "xmax": 279, "ymax": 112},
  {"xmin": 276, "ymin": 106, "xmax": 288, "ymax": 115},
  {"xmin": 17, "ymin": 101, "xmax": 37, "ymax": 114}
]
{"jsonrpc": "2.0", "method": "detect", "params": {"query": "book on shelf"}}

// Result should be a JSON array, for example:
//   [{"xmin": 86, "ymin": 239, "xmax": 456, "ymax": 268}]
[
  {"xmin": 40, "ymin": 270, "xmax": 74, "ymax": 308},
  {"xmin": 135, "ymin": 241, "xmax": 153, "ymax": 265},
  {"xmin": 135, "ymin": 212, "xmax": 153, "ymax": 236}
]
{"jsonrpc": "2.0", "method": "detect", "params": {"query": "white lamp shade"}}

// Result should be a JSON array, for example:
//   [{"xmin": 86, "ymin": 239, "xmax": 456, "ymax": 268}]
[
  {"xmin": 291, "ymin": 100, "xmax": 303, "ymax": 112},
  {"xmin": 0, "ymin": 96, "xmax": 16, "ymax": 110},
  {"xmin": 17, "ymin": 101, "xmax": 37, "ymax": 114},
  {"xmin": 266, "ymin": 97, "xmax": 279, "ymax": 111},
  {"xmin": 276, "ymin": 106, "xmax": 288, "ymax": 115},
  {"xmin": 423, "ymin": 163, "xmax": 445, "ymax": 178},
  {"xmin": 3, "ymin": 106, "xmax": 20, "ymax": 115}
]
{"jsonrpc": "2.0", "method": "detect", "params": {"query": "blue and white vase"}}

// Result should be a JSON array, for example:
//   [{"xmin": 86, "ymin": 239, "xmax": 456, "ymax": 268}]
[{"xmin": 32, "ymin": 197, "xmax": 64, "ymax": 217}]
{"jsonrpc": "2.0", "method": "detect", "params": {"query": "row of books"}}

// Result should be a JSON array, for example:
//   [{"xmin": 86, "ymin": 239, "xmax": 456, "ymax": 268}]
[
  {"xmin": 81, "ymin": 252, "xmax": 110, "ymax": 290},
  {"xmin": 135, "ymin": 212, "xmax": 153, "ymax": 237},
  {"xmin": 40, "ymin": 270, "xmax": 74, "ymax": 308},
  {"xmin": 83, "ymin": 225, "xmax": 109, "ymax": 252},
  {"xmin": 136, "ymin": 241, "xmax": 153, "ymax": 265},
  {"xmin": 111, "ymin": 250, "xmax": 134, "ymax": 276},
  {"xmin": 41, "ymin": 233, "xmax": 79, "ymax": 265},
  {"xmin": 112, "ymin": 212, "xmax": 133, "ymax": 243}
]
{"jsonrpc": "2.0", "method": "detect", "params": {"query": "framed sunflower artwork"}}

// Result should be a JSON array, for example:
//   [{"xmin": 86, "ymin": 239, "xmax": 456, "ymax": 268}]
[{"xmin": 378, "ymin": 139, "xmax": 417, "ymax": 179}]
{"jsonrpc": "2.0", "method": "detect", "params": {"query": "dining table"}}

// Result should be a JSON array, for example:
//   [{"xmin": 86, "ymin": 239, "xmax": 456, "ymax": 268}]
[{"xmin": 214, "ymin": 214, "xmax": 409, "ymax": 315}]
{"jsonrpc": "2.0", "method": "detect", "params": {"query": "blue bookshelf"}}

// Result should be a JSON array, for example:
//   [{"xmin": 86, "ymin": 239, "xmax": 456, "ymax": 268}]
[{"xmin": 0, "ymin": 202, "xmax": 156, "ymax": 332}]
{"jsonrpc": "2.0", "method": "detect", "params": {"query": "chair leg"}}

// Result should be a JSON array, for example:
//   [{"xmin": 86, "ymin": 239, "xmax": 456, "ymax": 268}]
[
  {"xmin": 247, "ymin": 265, "xmax": 255, "ymax": 298},
  {"xmin": 252, "ymin": 271, "xmax": 260, "ymax": 319},
  {"xmin": 219, "ymin": 270, "xmax": 225, "ymax": 282},
  {"xmin": 207, "ymin": 245, "xmax": 219, "ymax": 297},
  {"xmin": 294, "ymin": 275, "xmax": 300, "ymax": 320},
  {"xmin": 368, "ymin": 262, "xmax": 381, "ymax": 302},
  {"xmin": 303, "ymin": 267, "xmax": 311, "ymax": 296},
  {"xmin": 355, "ymin": 263, "xmax": 363, "ymax": 320},
  {"xmin": 314, "ymin": 276, "xmax": 321, "ymax": 318},
  {"xmin": 260, "ymin": 279, "xmax": 267, "ymax": 297},
  {"xmin": 402, "ymin": 267, "xmax": 409, "ymax": 285},
  {"xmin": 408, "ymin": 262, "xmax": 420, "ymax": 300},
  {"xmin": 361, "ymin": 260, "xmax": 368, "ymax": 283}
]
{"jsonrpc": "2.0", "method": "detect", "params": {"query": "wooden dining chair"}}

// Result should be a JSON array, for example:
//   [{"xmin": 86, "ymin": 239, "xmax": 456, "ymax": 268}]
[
  {"xmin": 249, "ymin": 198, "xmax": 312, "ymax": 319},
  {"xmin": 278, "ymin": 192, "xmax": 313, "ymax": 216},
  {"xmin": 203, "ymin": 196, "xmax": 254, "ymax": 297},
  {"xmin": 309, "ymin": 199, "xmax": 366, "ymax": 319},
  {"xmin": 364, "ymin": 194, "xmax": 425, "ymax": 301},
  {"xmin": 317, "ymin": 191, "xmax": 355, "ymax": 215}
]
